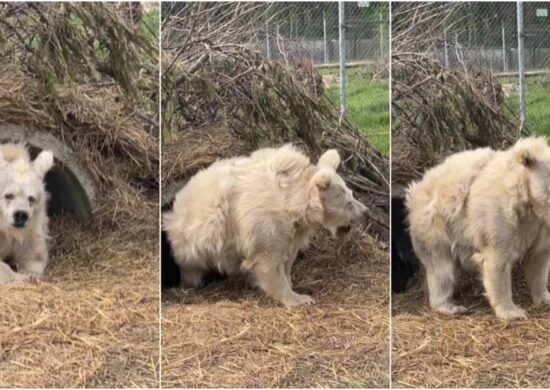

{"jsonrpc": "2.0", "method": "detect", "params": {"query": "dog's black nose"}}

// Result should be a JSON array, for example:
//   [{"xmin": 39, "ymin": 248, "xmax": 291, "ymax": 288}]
[{"xmin": 13, "ymin": 210, "xmax": 29, "ymax": 228}]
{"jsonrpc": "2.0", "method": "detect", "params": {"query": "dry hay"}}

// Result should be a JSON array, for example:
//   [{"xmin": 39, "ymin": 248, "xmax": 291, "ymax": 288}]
[
  {"xmin": 161, "ymin": 126, "xmax": 243, "ymax": 188},
  {"xmin": 0, "ymin": 203, "xmax": 159, "ymax": 387},
  {"xmin": 0, "ymin": 64, "xmax": 159, "ymax": 189},
  {"xmin": 162, "ymin": 226, "xmax": 389, "ymax": 388},
  {"xmin": 0, "ymin": 3, "xmax": 159, "ymax": 387},
  {"xmin": 392, "ymin": 270, "xmax": 550, "ymax": 388}
]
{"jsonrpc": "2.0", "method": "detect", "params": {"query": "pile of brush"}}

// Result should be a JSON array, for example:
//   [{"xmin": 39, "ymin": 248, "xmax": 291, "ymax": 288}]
[
  {"xmin": 0, "ymin": 2, "xmax": 159, "ymax": 211},
  {"xmin": 391, "ymin": 2, "xmax": 525, "ymax": 191},
  {"xmin": 162, "ymin": 2, "xmax": 389, "ymax": 237},
  {"xmin": 391, "ymin": 54, "xmax": 522, "ymax": 190}
]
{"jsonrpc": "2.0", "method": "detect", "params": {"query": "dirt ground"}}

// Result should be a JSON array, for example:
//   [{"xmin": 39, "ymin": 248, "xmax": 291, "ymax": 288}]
[
  {"xmin": 392, "ymin": 270, "xmax": 550, "ymax": 388},
  {"xmin": 0, "ymin": 211, "xmax": 159, "ymax": 387},
  {"xmin": 161, "ymin": 227, "xmax": 389, "ymax": 388}
]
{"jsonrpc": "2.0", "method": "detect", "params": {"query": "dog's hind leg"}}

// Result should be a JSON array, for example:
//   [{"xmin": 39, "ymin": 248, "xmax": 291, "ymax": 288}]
[
  {"xmin": 245, "ymin": 253, "xmax": 314, "ymax": 307},
  {"xmin": 482, "ymin": 247, "xmax": 526, "ymax": 320},
  {"xmin": 179, "ymin": 264, "xmax": 206, "ymax": 289},
  {"xmin": 417, "ymin": 241, "xmax": 467, "ymax": 315},
  {"xmin": 284, "ymin": 259, "xmax": 294, "ymax": 288},
  {"xmin": 523, "ymin": 249, "xmax": 550, "ymax": 307},
  {"xmin": 284, "ymin": 246, "xmax": 301, "ymax": 288},
  {"xmin": 0, "ymin": 262, "xmax": 30, "ymax": 284}
]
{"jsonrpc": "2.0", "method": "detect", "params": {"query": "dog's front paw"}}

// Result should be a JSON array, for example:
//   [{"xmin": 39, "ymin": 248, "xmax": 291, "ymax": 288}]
[
  {"xmin": 495, "ymin": 305, "xmax": 528, "ymax": 320},
  {"xmin": 433, "ymin": 303, "xmax": 469, "ymax": 316},
  {"xmin": 533, "ymin": 291, "xmax": 550, "ymax": 306},
  {"xmin": 282, "ymin": 292, "xmax": 316, "ymax": 308},
  {"xmin": 18, "ymin": 272, "xmax": 31, "ymax": 280}
]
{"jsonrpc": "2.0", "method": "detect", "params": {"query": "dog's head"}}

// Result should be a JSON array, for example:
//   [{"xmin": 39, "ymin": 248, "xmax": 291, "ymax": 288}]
[
  {"xmin": 311, "ymin": 149, "xmax": 368, "ymax": 235},
  {"xmin": 0, "ymin": 147, "xmax": 54, "ymax": 231},
  {"xmin": 512, "ymin": 137, "xmax": 550, "ymax": 221}
]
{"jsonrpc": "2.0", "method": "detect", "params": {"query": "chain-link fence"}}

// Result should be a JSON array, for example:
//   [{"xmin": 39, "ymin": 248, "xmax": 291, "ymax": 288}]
[
  {"xmin": 251, "ymin": 2, "xmax": 389, "ymax": 65},
  {"xmin": 409, "ymin": 2, "xmax": 550, "ymax": 73},
  {"xmin": 162, "ymin": 2, "xmax": 390, "ymax": 152},
  {"xmin": 252, "ymin": 2, "xmax": 389, "ymax": 153},
  {"xmin": 252, "ymin": 2, "xmax": 390, "ymax": 152},
  {"xmin": 392, "ymin": 1, "xmax": 550, "ymax": 75},
  {"xmin": 392, "ymin": 1, "xmax": 550, "ymax": 135}
]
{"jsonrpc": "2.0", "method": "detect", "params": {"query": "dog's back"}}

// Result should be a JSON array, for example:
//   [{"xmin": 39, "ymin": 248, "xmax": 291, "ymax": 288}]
[
  {"xmin": 406, "ymin": 147, "xmax": 495, "ymax": 227},
  {"xmin": 164, "ymin": 145, "xmax": 313, "ymax": 276}
]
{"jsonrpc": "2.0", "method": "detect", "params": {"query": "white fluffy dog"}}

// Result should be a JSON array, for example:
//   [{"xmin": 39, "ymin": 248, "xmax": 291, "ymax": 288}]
[
  {"xmin": 163, "ymin": 144, "xmax": 367, "ymax": 307},
  {"xmin": 0, "ymin": 144, "xmax": 54, "ymax": 281},
  {"xmin": 406, "ymin": 137, "xmax": 550, "ymax": 320}
]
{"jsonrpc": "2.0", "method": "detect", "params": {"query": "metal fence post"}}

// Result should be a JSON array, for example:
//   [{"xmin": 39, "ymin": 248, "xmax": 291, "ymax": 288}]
[
  {"xmin": 266, "ymin": 20, "xmax": 271, "ymax": 60},
  {"xmin": 323, "ymin": 12, "xmax": 328, "ymax": 64},
  {"xmin": 501, "ymin": 22, "xmax": 507, "ymax": 72},
  {"xmin": 379, "ymin": 9, "xmax": 383, "ymax": 58},
  {"xmin": 517, "ymin": 1, "xmax": 526, "ymax": 127},
  {"xmin": 444, "ymin": 25, "xmax": 449, "ymax": 67},
  {"xmin": 338, "ymin": 0, "xmax": 346, "ymax": 115}
]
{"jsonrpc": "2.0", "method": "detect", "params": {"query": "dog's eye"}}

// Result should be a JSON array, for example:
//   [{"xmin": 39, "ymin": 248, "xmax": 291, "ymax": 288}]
[
  {"xmin": 28, "ymin": 196, "xmax": 36, "ymax": 204},
  {"xmin": 4, "ymin": 193, "xmax": 13, "ymax": 200}
]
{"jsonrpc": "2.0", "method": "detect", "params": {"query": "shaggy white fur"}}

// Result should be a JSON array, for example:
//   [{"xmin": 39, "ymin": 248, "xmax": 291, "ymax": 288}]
[
  {"xmin": 163, "ymin": 144, "xmax": 367, "ymax": 307},
  {"xmin": 407, "ymin": 137, "xmax": 550, "ymax": 320},
  {"xmin": 0, "ymin": 144, "xmax": 54, "ymax": 282}
]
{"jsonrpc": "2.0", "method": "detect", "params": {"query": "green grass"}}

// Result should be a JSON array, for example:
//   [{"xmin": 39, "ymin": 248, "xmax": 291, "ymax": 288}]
[
  {"xmin": 320, "ymin": 67, "xmax": 389, "ymax": 155},
  {"xmin": 141, "ymin": 7, "xmax": 159, "ymax": 44},
  {"xmin": 499, "ymin": 75, "xmax": 550, "ymax": 137}
]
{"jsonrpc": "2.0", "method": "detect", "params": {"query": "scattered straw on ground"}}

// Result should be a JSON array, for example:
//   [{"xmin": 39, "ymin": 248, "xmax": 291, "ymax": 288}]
[
  {"xmin": 162, "ymin": 227, "xmax": 389, "ymax": 388},
  {"xmin": 0, "ymin": 194, "xmax": 159, "ymax": 388},
  {"xmin": 392, "ymin": 271, "xmax": 550, "ymax": 388},
  {"xmin": 0, "ymin": 114, "xmax": 160, "ymax": 386}
]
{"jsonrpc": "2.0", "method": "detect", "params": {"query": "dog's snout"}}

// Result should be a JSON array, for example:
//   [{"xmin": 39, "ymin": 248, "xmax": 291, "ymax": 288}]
[{"xmin": 13, "ymin": 210, "xmax": 29, "ymax": 228}]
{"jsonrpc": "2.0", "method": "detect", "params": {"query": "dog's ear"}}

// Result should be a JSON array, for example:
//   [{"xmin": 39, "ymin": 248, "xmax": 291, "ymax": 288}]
[
  {"xmin": 318, "ymin": 149, "xmax": 341, "ymax": 170},
  {"xmin": 312, "ymin": 169, "xmax": 333, "ymax": 191},
  {"xmin": 514, "ymin": 147, "xmax": 536, "ymax": 168},
  {"xmin": 512, "ymin": 137, "xmax": 549, "ymax": 168},
  {"xmin": 33, "ymin": 150, "xmax": 54, "ymax": 177}
]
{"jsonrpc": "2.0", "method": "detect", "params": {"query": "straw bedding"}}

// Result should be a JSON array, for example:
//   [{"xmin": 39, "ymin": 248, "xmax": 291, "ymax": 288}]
[
  {"xmin": 392, "ymin": 271, "xmax": 550, "ymax": 388},
  {"xmin": 0, "ymin": 196, "xmax": 159, "ymax": 388},
  {"xmin": 162, "ymin": 226, "xmax": 389, "ymax": 388}
]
